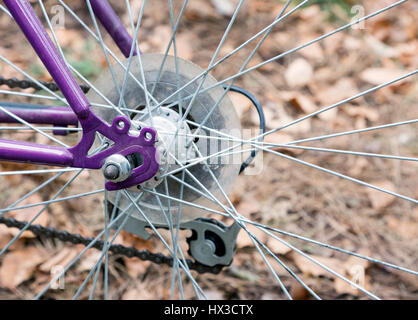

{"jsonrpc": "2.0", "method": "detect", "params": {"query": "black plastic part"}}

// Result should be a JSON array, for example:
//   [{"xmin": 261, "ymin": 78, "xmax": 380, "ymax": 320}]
[{"xmin": 223, "ymin": 85, "xmax": 265, "ymax": 174}]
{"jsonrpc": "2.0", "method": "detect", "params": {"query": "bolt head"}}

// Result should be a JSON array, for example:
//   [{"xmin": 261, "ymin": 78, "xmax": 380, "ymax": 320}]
[{"xmin": 103, "ymin": 164, "xmax": 119, "ymax": 180}]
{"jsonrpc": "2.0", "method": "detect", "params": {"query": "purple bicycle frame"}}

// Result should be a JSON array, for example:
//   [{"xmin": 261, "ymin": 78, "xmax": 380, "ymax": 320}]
[{"xmin": 0, "ymin": 0, "xmax": 158, "ymax": 191}]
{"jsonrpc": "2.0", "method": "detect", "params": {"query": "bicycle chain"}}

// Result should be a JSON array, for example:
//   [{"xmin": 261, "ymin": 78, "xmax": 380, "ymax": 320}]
[
  {"xmin": 0, "ymin": 216, "xmax": 224, "ymax": 274},
  {"xmin": 0, "ymin": 76, "xmax": 91, "ymax": 93},
  {"xmin": 0, "ymin": 76, "xmax": 227, "ymax": 274}
]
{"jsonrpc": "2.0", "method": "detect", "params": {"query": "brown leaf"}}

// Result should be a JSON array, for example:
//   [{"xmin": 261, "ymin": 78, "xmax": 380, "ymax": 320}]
[
  {"xmin": 360, "ymin": 68, "xmax": 406, "ymax": 86},
  {"xmin": 289, "ymin": 280, "xmax": 310, "ymax": 300},
  {"xmin": 342, "ymin": 105, "xmax": 379, "ymax": 122},
  {"xmin": 229, "ymin": 91, "xmax": 253, "ymax": 119},
  {"xmin": 184, "ymin": 0, "xmax": 218, "ymax": 20},
  {"xmin": 236, "ymin": 225, "xmax": 267, "ymax": 248},
  {"xmin": 0, "ymin": 247, "xmax": 47, "ymax": 290},
  {"xmin": 0, "ymin": 224, "xmax": 12, "ymax": 249},
  {"xmin": 123, "ymin": 258, "xmax": 150, "ymax": 279},
  {"xmin": 266, "ymin": 237, "xmax": 291, "ymax": 255},
  {"xmin": 263, "ymin": 132, "xmax": 303, "ymax": 156},
  {"xmin": 317, "ymin": 78, "xmax": 358, "ymax": 106},
  {"xmin": 77, "ymin": 250, "xmax": 102, "ymax": 273},
  {"xmin": 122, "ymin": 287, "xmax": 153, "ymax": 300},
  {"xmin": 168, "ymin": 33, "xmax": 193, "ymax": 60},
  {"xmin": 290, "ymin": 252, "xmax": 343, "ymax": 277},
  {"xmin": 39, "ymin": 247, "xmax": 80, "ymax": 273},
  {"xmin": 366, "ymin": 181, "xmax": 397, "ymax": 211},
  {"xmin": 386, "ymin": 217, "xmax": 418, "ymax": 238},
  {"xmin": 334, "ymin": 275, "xmax": 371, "ymax": 296},
  {"xmin": 284, "ymin": 58, "xmax": 313, "ymax": 88},
  {"xmin": 235, "ymin": 200, "xmax": 260, "ymax": 217},
  {"xmin": 8, "ymin": 194, "xmax": 49, "ymax": 239},
  {"xmin": 282, "ymin": 91, "xmax": 317, "ymax": 114}
]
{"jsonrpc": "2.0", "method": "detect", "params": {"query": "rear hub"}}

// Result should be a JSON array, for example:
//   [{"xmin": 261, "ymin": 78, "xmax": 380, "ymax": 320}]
[{"xmin": 88, "ymin": 53, "xmax": 241, "ymax": 226}]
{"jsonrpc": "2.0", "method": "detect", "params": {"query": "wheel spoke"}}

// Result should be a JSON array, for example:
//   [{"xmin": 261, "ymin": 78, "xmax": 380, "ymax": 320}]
[
  {"xmin": 123, "ymin": 190, "xmax": 207, "ymax": 299},
  {"xmin": 56, "ymin": 0, "xmax": 159, "ymax": 106},
  {"xmin": 0, "ymin": 169, "xmax": 83, "ymax": 256},
  {"xmin": 144, "ymin": 0, "xmax": 310, "ymax": 112},
  {"xmin": 241, "ymin": 219, "xmax": 418, "ymax": 276},
  {"xmin": 186, "ymin": 0, "xmax": 292, "ymax": 143},
  {"xmin": 0, "ymin": 104, "xmax": 68, "ymax": 147},
  {"xmin": 258, "ymin": 145, "xmax": 417, "ymax": 204},
  {"xmin": 34, "ymin": 191, "xmax": 143, "ymax": 299},
  {"xmin": 161, "ymin": 0, "xmax": 409, "ymax": 109},
  {"xmin": 288, "ymin": 119, "xmax": 418, "ymax": 145},
  {"xmin": 0, "ymin": 189, "xmax": 105, "ymax": 215},
  {"xmin": 72, "ymin": 191, "xmax": 139, "ymax": 300}
]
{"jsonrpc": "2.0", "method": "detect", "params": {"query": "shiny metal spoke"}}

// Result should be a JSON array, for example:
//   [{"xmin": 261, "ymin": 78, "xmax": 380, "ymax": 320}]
[
  {"xmin": 0, "ymin": 189, "xmax": 105, "ymax": 215},
  {"xmin": 144, "ymin": 0, "xmax": 310, "ymax": 112},
  {"xmin": 72, "ymin": 192, "xmax": 140, "ymax": 300},
  {"xmin": 56, "ymin": 0, "xmax": 160, "ymax": 106},
  {"xmin": 34, "ymin": 191, "xmax": 144, "ymax": 299},
  {"xmin": 85, "ymin": 0, "xmax": 128, "ymax": 113},
  {"xmin": 288, "ymin": 119, "xmax": 418, "ymax": 145},
  {"xmin": 161, "ymin": 0, "xmax": 246, "ymax": 157},
  {"xmin": 160, "ymin": 0, "xmax": 408, "ymax": 111},
  {"xmin": 187, "ymin": 0, "xmax": 292, "ymax": 143},
  {"xmin": 150, "ymin": 0, "xmax": 189, "ymax": 99},
  {"xmin": 0, "ymin": 169, "xmax": 83, "ymax": 256},
  {"xmin": 0, "ymin": 104, "xmax": 68, "ymax": 147},
  {"xmin": 123, "ymin": 190, "xmax": 207, "ymax": 299},
  {"xmin": 242, "ymin": 219, "xmax": 418, "ymax": 277},
  {"xmin": 257, "ymin": 145, "xmax": 417, "ymax": 204}
]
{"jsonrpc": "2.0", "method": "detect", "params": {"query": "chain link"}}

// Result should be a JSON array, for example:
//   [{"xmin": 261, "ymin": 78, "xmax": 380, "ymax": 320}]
[
  {"xmin": 0, "ymin": 216, "xmax": 223, "ymax": 274},
  {"xmin": 0, "ymin": 76, "xmax": 91, "ymax": 93}
]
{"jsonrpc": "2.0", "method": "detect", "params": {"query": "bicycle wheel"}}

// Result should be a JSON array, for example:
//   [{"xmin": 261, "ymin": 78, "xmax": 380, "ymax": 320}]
[{"xmin": 0, "ymin": 0, "xmax": 416, "ymax": 300}]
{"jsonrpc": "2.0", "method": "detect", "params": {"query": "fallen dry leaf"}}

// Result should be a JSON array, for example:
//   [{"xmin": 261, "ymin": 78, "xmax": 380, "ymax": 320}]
[
  {"xmin": 266, "ymin": 237, "xmax": 291, "ymax": 255},
  {"xmin": 77, "ymin": 250, "xmax": 102, "ymax": 273},
  {"xmin": 366, "ymin": 181, "xmax": 397, "ymax": 211},
  {"xmin": 342, "ymin": 105, "xmax": 379, "ymax": 122},
  {"xmin": 39, "ymin": 246, "xmax": 81, "ymax": 273},
  {"xmin": 290, "ymin": 252, "xmax": 344, "ymax": 277},
  {"xmin": 235, "ymin": 200, "xmax": 260, "ymax": 217},
  {"xmin": 168, "ymin": 33, "xmax": 193, "ymax": 60},
  {"xmin": 334, "ymin": 275, "xmax": 371, "ymax": 296},
  {"xmin": 0, "ymin": 246, "xmax": 47, "ymax": 290},
  {"xmin": 122, "ymin": 287, "xmax": 153, "ymax": 300},
  {"xmin": 7, "ymin": 194, "xmax": 49, "ymax": 239},
  {"xmin": 284, "ymin": 58, "xmax": 313, "ymax": 88},
  {"xmin": 263, "ymin": 131, "xmax": 303, "ymax": 156},
  {"xmin": 236, "ymin": 225, "xmax": 267, "ymax": 248},
  {"xmin": 360, "ymin": 68, "xmax": 406, "ymax": 85},
  {"xmin": 282, "ymin": 91, "xmax": 317, "ymax": 114},
  {"xmin": 229, "ymin": 91, "xmax": 253, "ymax": 119},
  {"xmin": 0, "ymin": 224, "xmax": 12, "ymax": 249},
  {"xmin": 386, "ymin": 217, "xmax": 418, "ymax": 239},
  {"xmin": 123, "ymin": 257, "xmax": 150, "ymax": 279}
]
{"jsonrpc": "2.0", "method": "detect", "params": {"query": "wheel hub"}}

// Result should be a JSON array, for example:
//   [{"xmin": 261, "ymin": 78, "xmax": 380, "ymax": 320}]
[{"xmin": 88, "ymin": 53, "xmax": 241, "ymax": 225}]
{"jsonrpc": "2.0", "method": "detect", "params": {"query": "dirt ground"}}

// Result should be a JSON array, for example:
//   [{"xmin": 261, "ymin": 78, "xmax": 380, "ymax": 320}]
[{"xmin": 0, "ymin": 0, "xmax": 417, "ymax": 299}]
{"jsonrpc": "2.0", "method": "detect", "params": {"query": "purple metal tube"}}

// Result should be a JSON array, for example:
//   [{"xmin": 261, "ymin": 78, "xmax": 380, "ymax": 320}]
[
  {"xmin": 90, "ymin": 0, "xmax": 137, "ymax": 58},
  {"xmin": 0, "ymin": 103, "xmax": 78, "ymax": 126},
  {"xmin": 0, "ymin": 139, "xmax": 73, "ymax": 166},
  {"xmin": 1, "ymin": 0, "xmax": 159, "ymax": 190},
  {"xmin": 3, "ymin": 0, "xmax": 91, "ymax": 119}
]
